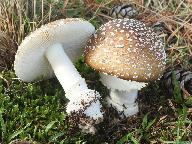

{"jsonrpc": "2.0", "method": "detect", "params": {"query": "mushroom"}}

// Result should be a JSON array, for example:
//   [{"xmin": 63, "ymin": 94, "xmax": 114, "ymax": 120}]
[
  {"xmin": 14, "ymin": 18, "xmax": 103, "ymax": 133},
  {"xmin": 84, "ymin": 19, "xmax": 166, "ymax": 117}
]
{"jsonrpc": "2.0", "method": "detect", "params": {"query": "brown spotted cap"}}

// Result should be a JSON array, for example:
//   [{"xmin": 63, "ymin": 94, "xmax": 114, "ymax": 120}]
[{"xmin": 84, "ymin": 19, "xmax": 166, "ymax": 82}]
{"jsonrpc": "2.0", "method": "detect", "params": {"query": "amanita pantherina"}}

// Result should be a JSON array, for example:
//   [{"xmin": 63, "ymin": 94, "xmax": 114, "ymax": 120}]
[
  {"xmin": 14, "ymin": 18, "xmax": 103, "ymax": 133},
  {"xmin": 84, "ymin": 19, "xmax": 166, "ymax": 117}
]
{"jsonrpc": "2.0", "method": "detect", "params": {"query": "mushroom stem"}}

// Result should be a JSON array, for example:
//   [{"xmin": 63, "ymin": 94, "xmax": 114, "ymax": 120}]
[
  {"xmin": 100, "ymin": 73, "xmax": 146, "ymax": 117},
  {"xmin": 45, "ymin": 43, "xmax": 87, "ymax": 92},
  {"xmin": 110, "ymin": 89, "xmax": 138, "ymax": 105},
  {"xmin": 107, "ymin": 89, "xmax": 139, "ymax": 117},
  {"xmin": 45, "ymin": 43, "xmax": 103, "ymax": 133}
]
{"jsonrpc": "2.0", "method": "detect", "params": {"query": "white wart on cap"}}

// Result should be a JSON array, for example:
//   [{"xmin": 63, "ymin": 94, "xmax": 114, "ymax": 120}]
[{"xmin": 84, "ymin": 18, "xmax": 166, "ymax": 82}]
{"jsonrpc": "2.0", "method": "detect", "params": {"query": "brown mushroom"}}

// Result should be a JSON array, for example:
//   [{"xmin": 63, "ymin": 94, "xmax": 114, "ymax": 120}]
[{"xmin": 84, "ymin": 18, "xmax": 166, "ymax": 117}]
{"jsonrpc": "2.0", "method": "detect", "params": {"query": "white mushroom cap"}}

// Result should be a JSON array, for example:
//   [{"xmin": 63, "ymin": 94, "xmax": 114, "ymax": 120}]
[
  {"xmin": 84, "ymin": 18, "xmax": 166, "ymax": 82},
  {"xmin": 14, "ymin": 18, "xmax": 95, "ymax": 82}
]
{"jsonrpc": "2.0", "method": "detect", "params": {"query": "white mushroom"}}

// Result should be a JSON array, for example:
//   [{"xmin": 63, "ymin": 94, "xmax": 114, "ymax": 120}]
[
  {"xmin": 14, "ymin": 18, "xmax": 103, "ymax": 133},
  {"xmin": 84, "ymin": 18, "xmax": 166, "ymax": 117}
]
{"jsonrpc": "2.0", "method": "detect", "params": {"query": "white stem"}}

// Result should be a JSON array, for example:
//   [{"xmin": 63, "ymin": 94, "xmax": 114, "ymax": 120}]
[
  {"xmin": 107, "ymin": 89, "xmax": 138, "ymax": 117},
  {"xmin": 110, "ymin": 89, "xmax": 138, "ymax": 105},
  {"xmin": 45, "ymin": 43, "xmax": 103, "ymax": 128},
  {"xmin": 99, "ymin": 73, "xmax": 144, "ymax": 117},
  {"xmin": 45, "ymin": 43, "xmax": 87, "ymax": 94}
]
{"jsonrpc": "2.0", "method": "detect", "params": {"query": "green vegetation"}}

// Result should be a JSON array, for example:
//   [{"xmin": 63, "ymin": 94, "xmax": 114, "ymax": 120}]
[{"xmin": 0, "ymin": 0, "xmax": 192, "ymax": 143}]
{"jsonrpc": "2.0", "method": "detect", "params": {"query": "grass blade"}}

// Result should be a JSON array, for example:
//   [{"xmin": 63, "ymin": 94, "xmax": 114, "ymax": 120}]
[
  {"xmin": 45, "ymin": 121, "xmax": 58, "ymax": 133},
  {"xmin": 8, "ymin": 122, "xmax": 31, "ymax": 141}
]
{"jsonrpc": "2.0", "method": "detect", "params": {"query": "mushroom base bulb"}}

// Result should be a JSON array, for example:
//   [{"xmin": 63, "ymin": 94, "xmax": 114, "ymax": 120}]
[
  {"xmin": 78, "ymin": 100, "xmax": 103, "ymax": 134},
  {"xmin": 65, "ymin": 79, "xmax": 103, "ymax": 134},
  {"xmin": 66, "ymin": 89, "xmax": 103, "ymax": 120},
  {"xmin": 66, "ymin": 89, "xmax": 103, "ymax": 134},
  {"xmin": 106, "ymin": 89, "xmax": 139, "ymax": 117},
  {"xmin": 100, "ymin": 73, "xmax": 147, "ymax": 117}
]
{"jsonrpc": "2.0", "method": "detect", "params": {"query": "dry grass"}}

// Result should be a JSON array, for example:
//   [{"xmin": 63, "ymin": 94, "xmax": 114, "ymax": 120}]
[
  {"xmin": 0, "ymin": 0, "xmax": 64, "ymax": 44},
  {"xmin": 0, "ymin": 32, "xmax": 16, "ymax": 71},
  {"xmin": 134, "ymin": 0, "xmax": 192, "ymax": 70},
  {"xmin": 0, "ymin": 0, "xmax": 64, "ymax": 71}
]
